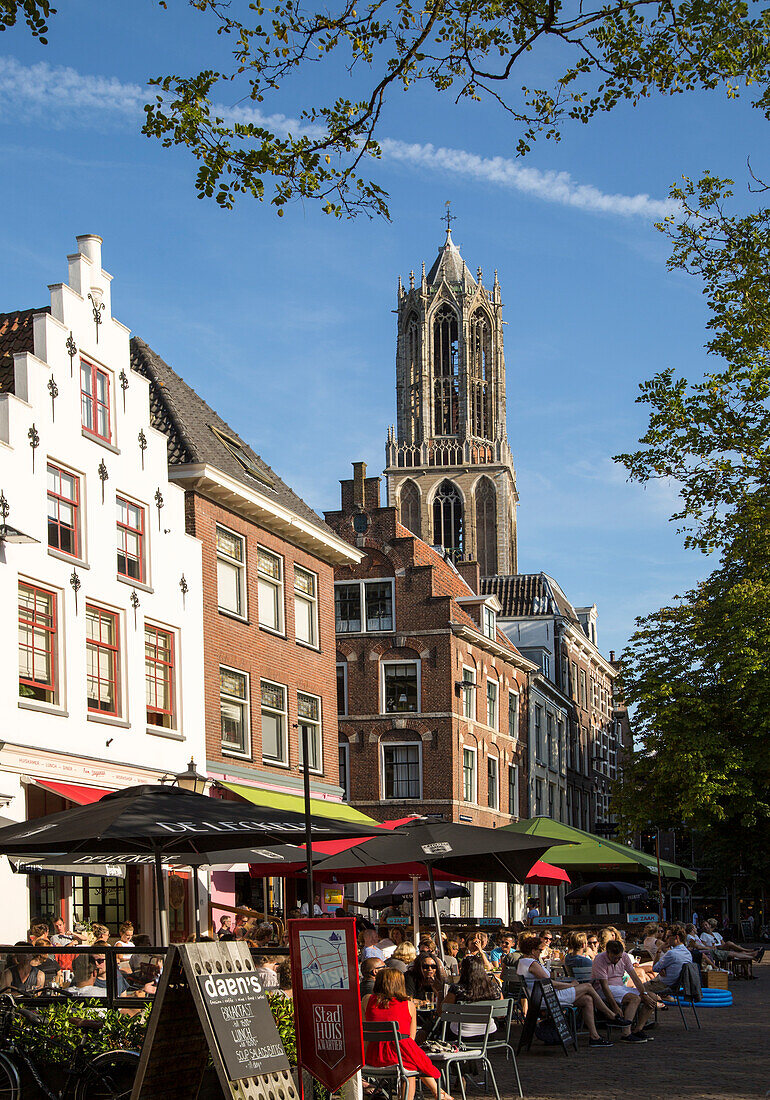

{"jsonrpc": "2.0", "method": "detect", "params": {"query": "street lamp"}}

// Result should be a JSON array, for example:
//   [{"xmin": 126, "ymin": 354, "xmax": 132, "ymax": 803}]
[{"xmin": 173, "ymin": 758, "xmax": 208, "ymax": 795}]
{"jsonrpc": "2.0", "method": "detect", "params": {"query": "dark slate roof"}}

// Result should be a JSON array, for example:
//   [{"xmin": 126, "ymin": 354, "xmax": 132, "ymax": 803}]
[
  {"xmin": 0, "ymin": 308, "xmax": 47, "ymax": 394},
  {"xmin": 426, "ymin": 231, "xmax": 476, "ymax": 288},
  {"xmin": 130, "ymin": 336, "xmax": 327, "ymax": 528},
  {"xmin": 482, "ymin": 573, "xmax": 580, "ymax": 624}
]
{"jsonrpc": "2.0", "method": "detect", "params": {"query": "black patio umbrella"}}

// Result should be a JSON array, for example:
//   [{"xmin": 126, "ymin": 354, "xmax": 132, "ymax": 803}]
[
  {"xmin": 565, "ymin": 880, "xmax": 650, "ymax": 903},
  {"xmin": 313, "ymin": 819, "xmax": 566, "ymax": 957},
  {"xmin": 363, "ymin": 880, "xmax": 470, "ymax": 910},
  {"xmin": 0, "ymin": 785, "xmax": 389, "ymax": 943}
]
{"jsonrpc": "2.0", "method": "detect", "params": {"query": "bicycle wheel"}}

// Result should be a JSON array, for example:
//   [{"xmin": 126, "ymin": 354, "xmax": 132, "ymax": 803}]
[
  {"xmin": 0, "ymin": 1053, "xmax": 21, "ymax": 1100},
  {"xmin": 74, "ymin": 1049, "xmax": 140, "ymax": 1100}
]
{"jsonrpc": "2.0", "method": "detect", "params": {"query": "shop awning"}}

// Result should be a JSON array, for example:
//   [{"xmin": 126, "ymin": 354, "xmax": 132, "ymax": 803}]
[
  {"xmin": 219, "ymin": 781, "xmax": 381, "ymax": 827},
  {"xmin": 32, "ymin": 779, "xmax": 115, "ymax": 805}
]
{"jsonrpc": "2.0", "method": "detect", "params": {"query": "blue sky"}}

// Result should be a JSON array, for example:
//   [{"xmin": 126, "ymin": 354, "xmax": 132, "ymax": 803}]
[{"xmin": 1, "ymin": 0, "xmax": 765, "ymax": 656}]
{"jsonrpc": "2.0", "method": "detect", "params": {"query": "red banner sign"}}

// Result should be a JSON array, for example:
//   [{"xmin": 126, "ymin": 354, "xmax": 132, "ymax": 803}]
[{"xmin": 289, "ymin": 917, "xmax": 363, "ymax": 1092}]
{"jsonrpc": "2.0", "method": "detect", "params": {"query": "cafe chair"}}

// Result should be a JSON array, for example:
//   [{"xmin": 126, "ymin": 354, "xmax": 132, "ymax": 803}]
[
  {"xmin": 434, "ymin": 1003, "xmax": 501, "ymax": 1100},
  {"xmin": 463, "ymin": 999, "xmax": 522, "ymax": 1099},
  {"xmin": 668, "ymin": 964, "xmax": 702, "ymax": 1031},
  {"xmin": 361, "ymin": 1022, "xmax": 428, "ymax": 1100},
  {"xmin": 500, "ymin": 968, "xmax": 527, "ymax": 1022}
]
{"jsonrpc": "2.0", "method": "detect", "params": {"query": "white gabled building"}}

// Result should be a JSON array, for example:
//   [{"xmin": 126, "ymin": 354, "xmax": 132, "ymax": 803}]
[{"xmin": 0, "ymin": 235, "xmax": 205, "ymax": 942}]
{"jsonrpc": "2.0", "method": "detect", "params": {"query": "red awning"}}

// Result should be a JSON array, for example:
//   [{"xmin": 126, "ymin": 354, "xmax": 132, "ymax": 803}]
[
  {"xmin": 33, "ymin": 779, "xmax": 114, "ymax": 805},
  {"xmin": 526, "ymin": 859, "xmax": 571, "ymax": 886}
]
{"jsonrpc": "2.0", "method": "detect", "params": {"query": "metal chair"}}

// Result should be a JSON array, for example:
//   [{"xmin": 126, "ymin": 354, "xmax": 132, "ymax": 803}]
[
  {"xmin": 668, "ymin": 965, "xmax": 702, "ymax": 1030},
  {"xmin": 433, "ymin": 1003, "xmax": 499, "ymax": 1100},
  {"xmin": 500, "ymin": 968, "xmax": 526, "ymax": 1022},
  {"xmin": 461, "ymin": 999, "xmax": 522, "ymax": 1099},
  {"xmin": 362, "ymin": 1021, "xmax": 423, "ymax": 1099}
]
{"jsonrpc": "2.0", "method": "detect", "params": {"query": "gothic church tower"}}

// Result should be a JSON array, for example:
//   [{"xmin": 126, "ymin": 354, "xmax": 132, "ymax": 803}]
[{"xmin": 384, "ymin": 219, "xmax": 518, "ymax": 575}]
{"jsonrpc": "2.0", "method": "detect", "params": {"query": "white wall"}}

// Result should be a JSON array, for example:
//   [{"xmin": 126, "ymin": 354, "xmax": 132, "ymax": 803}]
[{"xmin": 0, "ymin": 234, "xmax": 205, "ymax": 940}]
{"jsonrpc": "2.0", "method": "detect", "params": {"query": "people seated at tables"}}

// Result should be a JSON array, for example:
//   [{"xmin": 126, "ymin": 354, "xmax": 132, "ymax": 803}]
[
  {"xmin": 464, "ymin": 929, "xmax": 493, "ymax": 971},
  {"xmin": 388, "ymin": 942, "xmax": 417, "ymax": 973},
  {"xmin": 488, "ymin": 932, "xmax": 515, "ymax": 965},
  {"xmin": 441, "ymin": 937, "xmax": 460, "ymax": 980},
  {"xmin": 363, "ymin": 968, "xmax": 451, "ymax": 1100},
  {"xmin": 405, "ymin": 952, "xmax": 449, "ymax": 1005},
  {"xmin": 646, "ymin": 925, "xmax": 693, "ymax": 990},
  {"xmin": 702, "ymin": 919, "xmax": 763, "ymax": 962},
  {"xmin": 68, "ymin": 953, "xmax": 106, "ymax": 998},
  {"xmin": 0, "ymin": 946, "xmax": 46, "ymax": 995},
  {"xmin": 516, "ymin": 932, "xmax": 618, "ymax": 1047},
  {"xmin": 443, "ymin": 954, "xmax": 502, "ymax": 1037},
  {"xmin": 51, "ymin": 917, "xmax": 87, "ymax": 947},
  {"xmin": 684, "ymin": 924, "xmax": 712, "ymax": 966},
  {"xmin": 642, "ymin": 924, "xmax": 664, "ymax": 957},
  {"xmin": 360, "ymin": 928, "xmax": 386, "ymax": 964},
  {"xmin": 584, "ymin": 932, "xmax": 600, "ymax": 960},
  {"xmin": 253, "ymin": 955, "xmax": 280, "ymax": 988},
  {"xmin": 592, "ymin": 939, "xmax": 656, "ymax": 1043},
  {"xmin": 361, "ymin": 957, "xmax": 386, "ymax": 997},
  {"xmin": 563, "ymin": 932, "xmax": 593, "ymax": 974},
  {"xmin": 418, "ymin": 934, "xmax": 437, "ymax": 955},
  {"xmin": 379, "ymin": 926, "xmax": 409, "ymax": 959},
  {"xmin": 29, "ymin": 938, "xmax": 60, "ymax": 984},
  {"xmin": 597, "ymin": 927, "xmax": 623, "ymax": 952},
  {"xmin": 216, "ymin": 915, "xmax": 232, "ymax": 939}
]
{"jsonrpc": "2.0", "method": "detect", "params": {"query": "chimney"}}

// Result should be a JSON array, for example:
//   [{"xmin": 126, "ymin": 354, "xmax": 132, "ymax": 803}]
[
  {"xmin": 353, "ymin": 462, "xmax": 367, "ymax": 509},
  {"xmin": 609, "ymin": 650, "xmax": 616, "ymax": 663},
  {"xmin": 456, "ymin": 560, "xmax": 480, "ymax": 594}
]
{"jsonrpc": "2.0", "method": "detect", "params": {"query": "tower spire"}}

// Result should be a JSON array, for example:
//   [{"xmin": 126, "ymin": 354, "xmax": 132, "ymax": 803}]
[{"xmin": 443, "ymin": 200, "xmax": 456, "ymax": 239}]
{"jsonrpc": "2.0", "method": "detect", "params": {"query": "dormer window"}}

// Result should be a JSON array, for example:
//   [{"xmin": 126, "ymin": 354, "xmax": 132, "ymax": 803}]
[
  {"xmin": 209, "ymin": 425, "xmax": 273, "ymax": 489},
  {"xmin": 483, "ymin": 605, "xmax": 496, "ymax": 639}
]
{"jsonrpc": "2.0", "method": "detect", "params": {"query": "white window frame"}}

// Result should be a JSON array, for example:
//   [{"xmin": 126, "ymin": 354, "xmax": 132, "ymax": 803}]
[
  {"xmin": 381, "ymin": 660, "xmax": 421, "ymax": 715},
  {"xmin": 542, "ymin": 652, "xmax": 550, "ymax": 679},
  {"xmin": 257, "ymin": 545, "xmax": 285, "ymax": 634},
  {"xmin": 535, "ymin": 777, "xmax": 544, "ymax": 815},
  {"xmin": 336, "ymin": 661, "xmax": 348, "ymax": 716},
  {"xmin": 462, "ymin": 666, "xmax": 476, "ymax": 721},
  {"xmin": 216, "ymin": 525, "xmax": 247, "ymax": 620},
  {"xmin": 487, "ymin": 754, "xmax": 499, "ymax": 810},
  {"xmin": 508, "ymin": 763, "xmax": 520, "ymax": 817},
  {"xmin": 18, "ymin": 578, "xmax": 65, "ymax": 713},
  {"xmin": 508, "ymin": 689, "xmax": 519, "ymax": 739},
  {"xmin": 219, "ymin": 665, "xmax": 251, "ymax": 759},
  {"xmin": 144, "ymin": 620, "xmax": 180, "ymax": 734},
  {"xmin": 297, "ymin": 690, "xmax": 323, "ymax": 774},
  {"xmin": 483, "ymin": 605, "xmax": 496, "ymax": 640},
  {"xmin": 294, "ymin": 565, "xmax": 319, "ymax": 649},
  {"xmin": 338, "ymin": 742, "xmax": 350, "ymax": 800},
  {"xmin": 534, "ymin": 703, "xmax": 543, "ymax": 762},
  {"xmin": 486, "ymin": 678, "xmax": 498, "ymax": 730},
  {"xmin": 381, "ymin": 741, "xmax": 423, "ymax": 800},
  {"xmin": 261, "ymin": 678, "xmax": 288, "ymax": 766},
  {"xmin": 334, "ymin": 579, "xmax": 395, "ymax": 634},
  {"xmin": 462, "ymin": 746, "xmax": 477, "ymax": 803},
  {"xmin": 84, "ymin": 602, "xmax": 125, "ymax": 722}
]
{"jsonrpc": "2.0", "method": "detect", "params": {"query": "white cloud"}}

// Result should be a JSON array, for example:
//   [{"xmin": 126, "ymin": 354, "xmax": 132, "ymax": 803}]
[{"xmin": 0, "ymin": 57, "xmax": 677, "ymax": 220}]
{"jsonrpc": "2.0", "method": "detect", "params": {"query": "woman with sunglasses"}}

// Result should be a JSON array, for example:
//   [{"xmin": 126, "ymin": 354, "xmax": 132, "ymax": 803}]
[
  {"xmin": 405, "ymin": 952, "xmax": 448, "ymax": 1008},
  {"xmin": 585, "ymin": 932, "xmax": 601, "ymax": 960}
]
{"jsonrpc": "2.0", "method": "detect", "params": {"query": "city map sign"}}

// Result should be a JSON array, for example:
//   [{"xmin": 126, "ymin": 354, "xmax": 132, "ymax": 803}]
[{"xmin": 289, "ymin": 917, "xmax": 364, "ymax": 1093}]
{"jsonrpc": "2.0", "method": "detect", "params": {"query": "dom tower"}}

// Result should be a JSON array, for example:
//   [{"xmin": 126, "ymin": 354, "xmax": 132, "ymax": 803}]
[{"xmin": 384, "ymin": 218, "xmax": 518, "ymax": 575}]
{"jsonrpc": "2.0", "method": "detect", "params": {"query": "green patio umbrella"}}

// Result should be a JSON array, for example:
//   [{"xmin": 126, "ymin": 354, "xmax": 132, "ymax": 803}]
[{"xmin": 502, "ymin": 817, "xmax": 696, "ymax": 881}]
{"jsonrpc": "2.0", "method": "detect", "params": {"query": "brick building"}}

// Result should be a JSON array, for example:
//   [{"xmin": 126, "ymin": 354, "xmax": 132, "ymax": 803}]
[
  {"xmin": 483, "ymin": 573, "xmax": 620, "ymax": 832},
  {"xmin": 325, "ymin": 463, "xmax": 535, "ymax": 920},
  {"xmin": 131, "ymin": 340, "xmax": 369, "ymax": 912}
]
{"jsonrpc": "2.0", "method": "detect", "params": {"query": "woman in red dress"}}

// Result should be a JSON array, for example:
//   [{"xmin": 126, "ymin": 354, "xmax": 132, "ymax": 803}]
[{"xmin": 363, "ymin": 969, "xmax": 452, "ymax": 1100}]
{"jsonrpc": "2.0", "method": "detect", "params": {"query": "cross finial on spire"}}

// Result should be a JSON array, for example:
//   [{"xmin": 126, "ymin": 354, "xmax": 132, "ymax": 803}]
[{"xmin": 443, "ymin": 200, "xmax": 456, "ymax": 237}]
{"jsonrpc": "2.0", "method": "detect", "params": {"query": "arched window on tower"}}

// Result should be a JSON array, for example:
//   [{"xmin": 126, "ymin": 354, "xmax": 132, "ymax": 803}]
[
  {"xmin": 469, "ymin": 308, "xmax": 494, "ymax": 440},
  {"xmin": 399, "ymin": 479, "xmax": 421, "ymax": 539},
  {"xmin": 432, "ymin": 306, "xmax": 459, "ymax": 437},
  {"xmin": 433, "ymin": 479, "xmax": 463, "ymax": 560},
  {"xmin": 475, "ymin": 476, "xmax": 497, "ymax": 576},
  {"xmin": 405, "ymin": 313, "xmax": 421, "ymax": 443}
]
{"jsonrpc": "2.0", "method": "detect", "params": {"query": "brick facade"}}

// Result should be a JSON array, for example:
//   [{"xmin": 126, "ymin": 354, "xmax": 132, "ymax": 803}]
[{"xmin": 325, "ymin": 468, "xmax": 533, "ymax": 829}]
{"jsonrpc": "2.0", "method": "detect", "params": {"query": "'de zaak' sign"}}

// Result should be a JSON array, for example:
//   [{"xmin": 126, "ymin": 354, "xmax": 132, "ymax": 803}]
[{"xmin": 289, "ymin": 917, "xmax": 364, "ymax": 1092}]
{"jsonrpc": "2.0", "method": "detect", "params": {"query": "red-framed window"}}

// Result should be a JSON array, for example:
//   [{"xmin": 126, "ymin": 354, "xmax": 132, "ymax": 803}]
[
  {"xmin": 117, "ymin": 497, "xmax": 145, "ymax": 582},
  {"xmin": 18, "ymin": 582, "xmax": 58, "ymax": 704},
  {"xmin": 80, "ymin": 359, "xmax": 111, "ymax": 442},
  {"xmin": 145, "ymin": 625, "xmax": 175, "ymax": 729},
  {"xmin": 86, "ymin": 604, "xmax": 120, "ymax": 716},
  {"xmin": 47, "ymin": 463, "xmax": 80, "ymax": 558}
]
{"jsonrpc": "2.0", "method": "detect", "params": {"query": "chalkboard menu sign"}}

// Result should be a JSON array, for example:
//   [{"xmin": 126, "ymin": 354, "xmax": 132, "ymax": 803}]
[
  {"xmin": 196, "ymin": 971, "xmax": 288, "ymax": 1080},
  {"xmin": 517, "ymin": 980, "xmax": 576, "ymax": 1057},
  {"xmin": 740, "ymin": 920, "xmax": 753, "ymax": 942},
  {"xmin": 131, "ymin": 942, "xmax": 297, "ymax": 1100}
]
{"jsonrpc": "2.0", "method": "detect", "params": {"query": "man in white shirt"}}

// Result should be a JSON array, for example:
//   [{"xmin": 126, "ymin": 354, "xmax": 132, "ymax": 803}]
[
  {"xmin": 703, "ymin": 920, "xmax": 763, "ymax": 963},
  {"xmin": 68, "ymin": 954, "xmax": 106, "ymax": 998},
  {"xmin": 359, "ymin": 928, "xmax": 385, "ymax": 964},
  {"xmin": 300, "ymin": 895, "xmax": 323, "ymax": 917}
]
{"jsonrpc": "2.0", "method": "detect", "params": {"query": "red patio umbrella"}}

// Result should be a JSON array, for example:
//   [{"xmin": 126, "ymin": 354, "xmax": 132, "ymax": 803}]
[{"xmin": 526, "ymin": 860, "xmax": 571, "ymax": 886}]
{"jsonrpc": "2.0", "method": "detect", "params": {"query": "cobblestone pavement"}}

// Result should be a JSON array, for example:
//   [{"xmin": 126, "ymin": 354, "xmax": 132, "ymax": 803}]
[{"xmin": 483, "ymin": 959, "xmax": 767, "ymax": 1100}]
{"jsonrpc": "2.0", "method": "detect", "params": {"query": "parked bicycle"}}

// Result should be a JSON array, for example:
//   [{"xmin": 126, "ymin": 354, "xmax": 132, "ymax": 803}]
[{"xmin": 0, "ymin": 992, "xmax": 139, "ymax": 1099}]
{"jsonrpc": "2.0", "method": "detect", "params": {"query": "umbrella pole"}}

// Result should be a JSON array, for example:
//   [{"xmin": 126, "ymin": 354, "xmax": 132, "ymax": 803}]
[
  {"xmin": 193, "ymin": 869, "xmax": 201, "ymax": 938},
  {"xmin": 426, "ymin": 864, "xmax": 445, "ymax": 963},
  {"xmin": 154, "ymin": 848, "xmax": 169, "ymax": 947},
  {"xmin": 301, "ymin": 723, "xmax": 315, "ymax": 914},
  {"xmin": 412, "ymin": 875, "xmax": 420, "ymax": 943}
]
